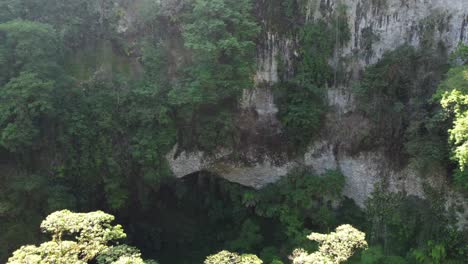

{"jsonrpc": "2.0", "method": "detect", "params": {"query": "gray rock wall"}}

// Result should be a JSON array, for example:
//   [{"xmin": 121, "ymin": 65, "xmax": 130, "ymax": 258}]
[{"xmin": 163, "ymin": 0, "xmax": 468, "ymax": 226}]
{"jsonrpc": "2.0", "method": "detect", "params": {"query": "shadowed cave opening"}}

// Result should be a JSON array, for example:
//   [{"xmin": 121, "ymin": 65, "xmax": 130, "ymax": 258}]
[
  {"xmin": 122, "ymin": 171, "xmax": 284, "ymax": 264},
  {"xmin": 110, "ymin": 168, "xmax": 454, "ymax": 264}
]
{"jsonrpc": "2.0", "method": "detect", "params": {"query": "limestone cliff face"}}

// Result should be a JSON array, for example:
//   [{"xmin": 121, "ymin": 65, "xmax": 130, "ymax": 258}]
[{"xmin": 141, "ymin": 0, "xmax": 468, "ymax": 225}]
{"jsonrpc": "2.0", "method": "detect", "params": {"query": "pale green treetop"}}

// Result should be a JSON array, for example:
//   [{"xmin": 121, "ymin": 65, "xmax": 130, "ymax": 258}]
[
  {"xmin": 204, "ymin": 250, "xmax": 263, "ymax": 264},
  {"xmin": 7, "ymin": 210, "xmax": 156, "ymax": 264},
  {"xmin": 291, "ymin": 224, "xmax": 368, "ymax": 264}
]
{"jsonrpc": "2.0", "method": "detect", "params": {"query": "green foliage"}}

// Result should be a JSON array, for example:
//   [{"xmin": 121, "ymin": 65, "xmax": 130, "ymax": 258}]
[
  {"xmin": 0, "ymin": 1, "xmax": 257, "ymax": 260},
  {"xmin": 274, "ymin": 80, "xmax": 326, "ymax": 149},
  {"xmin": 0, "ymin": 20, "xmax": 60, "ymax": 80},
  {"xmin": 441, "ymin": 81, "xmax": 468, "ymax": 168},
  {"xmin": 354, "ymin": 45, "xmax": 450, "ymax": 169},
  {"xmin": 454, "ymin": 169, "xmax": 468, "ymax": 190},
  {"xmin": 259, "ymin": 247, "xmax": 283, "ymax": 264},
  {"xmin": 170, "ymin": 0, "xmax": 259, "ymax": 151},
  {"xmin": 227, "ymin": 219, "xmax": 264, "ymax": 252},
  {"xmin": 0, "ymin": 0, "xmax": 122, "ymax": 49},
  {"xmin": 410, "ymin": 237, "xmax": 467, "ymax": 264},
  {"xmin": 7, "ymin": 210, "xmax": 153, "ymax": 264},
  {"xmin": 360, "ymin": 26, "xmax": 380, "ymax": 62},
  {"xmin": 204, "ymin": 250, "xmax": 263, "ymax": 264},
  {"xmin": 355, "ymin": 46, "xmax": 420, "ymax": 127},
  {"xmin": 252, "ymin": 169, "xmax": 345, "ymax": 246},
  {"xmin": 8, "ymin": 241, "xmax": 85, "ymax": 264},
  {"xmin": 275, "ymin": 7, "xmax": 350, "ymax": 149},
  {"xmin": 418, "ymin": 11, "xmax": 450, "ymax": 50},
  {"xmin": 97, "ymin": 245, "xmax": 158, "ymax": 264},
  {"xmin": 364, "ymin": 186, "xmax": 467, "ymax": 262},
  {"xmin": 435, "ymin": 45, "xmax": 468, "ymax": 189},
  {"xmin": 0, "ymin": 6, "xmax": 177, "ymax": 256},
  {"xmin": 370, "ymin": 0, "xmax": 388, "ymax": 9},
  {"xmin": 291, "ymin": 225, "xmax": 368, "ymax": 264},
  {"xmin": 412, "ymin": 241, "xmax": 448, "ymax": 264},
  {"xmin": 366, "ymin": 189, "xmax": 427, "ymax": 255},
  {"xmin": 0, "ymin": 1, "xmax": 466, "ymax": 264},
  {"xmin": 0, "ymin": 20, "xmax": 60, "ymax": 153},
  {"xmin": 353, "ymin": 246, "xmax": 407, "ymax": 264},
  {"xmin": 137, "ymin": 169, "xmax": 348, "ymax": 263},
  {"xmin": 0, "ymin": 73, "xmax": 54, "ymax": 152},
  {"xmin": 261, "ymin": 0, "xmax": 316, "ymax": 34},
  {"xmin": 451, "ymin": 44, "xmax": 468, "ymax": 63}
]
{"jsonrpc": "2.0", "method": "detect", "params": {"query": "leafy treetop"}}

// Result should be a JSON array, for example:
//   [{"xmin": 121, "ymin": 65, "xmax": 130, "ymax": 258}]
[
  {"xmin": 204, "ymin": 250, "xmax": 263, "ymax": 264},
  {"xmin": 7, "ymin": 210, "xmax": 156, "ymax": 264},
  {"xmin": 437, "ymin": 45, "xmax": 468, "ymax": 170},
  {"xmin": 291, "ymin": 224, "xmax": 368, "ymax": 264}
]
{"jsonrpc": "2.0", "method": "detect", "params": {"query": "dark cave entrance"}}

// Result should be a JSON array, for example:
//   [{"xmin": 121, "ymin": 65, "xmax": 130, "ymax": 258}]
[{"xmin": 123, "ymin": 171, "xmax": 280, "ymax": 264}]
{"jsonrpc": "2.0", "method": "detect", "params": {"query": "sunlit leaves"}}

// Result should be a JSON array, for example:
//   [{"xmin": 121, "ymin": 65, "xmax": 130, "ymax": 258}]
[
  {"xmin": 204, "ymin": 250, "xmax": 263, "ymax": 264},
  {"xmin": 292, "ymin": 225, "xmax": 367, "ymax": 264},
  {"xmin": 7, "ymin": 210, "xmax": 155, "ymax": 264},
  {"xmin": 438, "ymin": 63, "xmax": 468, "ymax": 171},
  {"xmin": 97, "ymin": 245, "xmax": 153, "ymax": 264}
]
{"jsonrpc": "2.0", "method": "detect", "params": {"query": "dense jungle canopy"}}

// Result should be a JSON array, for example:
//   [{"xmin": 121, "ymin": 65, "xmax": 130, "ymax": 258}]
[{"xmin": 0, "ymin": 0, "xmax": 467, "ymax": 263}]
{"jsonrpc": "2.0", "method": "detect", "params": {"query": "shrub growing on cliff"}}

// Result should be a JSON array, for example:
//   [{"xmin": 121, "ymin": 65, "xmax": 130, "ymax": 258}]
[
  {"xmin": 204, "ymin": 250, "xmax": 263, "ymax": 264},
  {"xmin": 275, "ymin": 6, "xmax": 350, "ymax": 150},
  {"xmin": 250, "ymin": 169, "xmax": 346, "ymax": 247},
  {"xmin": 169, "ymin": 0, "xmax": 260, "ymax": 151},
  {"xmin": 0, "ymin": 20, "xmax": 60, "ymax": 153},
  {"xmin": 354, "ymin": 45, "xmax": 450, "ymax": 170}
]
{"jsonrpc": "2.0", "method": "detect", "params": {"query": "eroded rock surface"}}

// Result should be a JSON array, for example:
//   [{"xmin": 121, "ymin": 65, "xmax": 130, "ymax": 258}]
[{"xmin": 165, "ymin": 0, "xmax": 468, "ymax": 226}]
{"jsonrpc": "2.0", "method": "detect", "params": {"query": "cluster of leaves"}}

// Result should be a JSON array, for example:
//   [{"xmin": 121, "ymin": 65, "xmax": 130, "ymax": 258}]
[
  {"xmin": 247, "ymin": 169, "xmax": 346, "ymax": 246},
  {"xmin": 204, "ymin": 250, "xmax": 263, "ymax": 264},
  {"xmin": 354, "ymin": 40, "xmax": 467, "ymax": 191},
  {"xmin": 434, "ymin": 44, "xmax": 468, "ymax": 190},
  {"xmin": 207, "ymin": 225, "xmax": 368, "ymax": 264},
  {"xmin": 0, "ymin": 19, "xmax": 68, "ymax": 259},
  {"xmin": 1, "ymin": 1, "xmax": 466, "ymax": 264},
  {"xmin": 291, "ymin": 225, "xmax": 368, "ymax": 264},
  {"xmin": 0, "ymin": 20, "xmax": 60, "ymax": 153},
  {"xmin": 259, "ymin": 0, "xmax": 304, "ymax": 33},
  {"xmin": 0, "ymin": 0, "xmax": 260, "ymax": 260},
  {"xmin": 351, "ymin": 246, "xmax": 407, "ymax": 264},
  {"xmin": 354, "ymin": 45, "xmax": 450, "ymax": 170},
  {"xmin": 0, "ymin": 1, "xmax": 177, "ymax": 260},
  {"xmin": 97, "ymin": 245, "xmax": 158, "ymax": 264},
  {"xmin": 0, "ymin": 0, "xmax": 123, "ymax": 49},
  {"xmin": 355, "ymin": 186, "xmax": 468, "ymax": 263},
  {"xmin": 7, "ymin": 210, "xmax": 156, "ymax": 264},
  {"xmin": 9, "ymin": 208, "xmax": 368, "ymax": 264},
  {"xmin": 274, "ymin": 6, "xmax": 350, "ymax": 150},
  {"xmin": 169, "ymin": 0, "xmax": 259, "ymax": 151}
]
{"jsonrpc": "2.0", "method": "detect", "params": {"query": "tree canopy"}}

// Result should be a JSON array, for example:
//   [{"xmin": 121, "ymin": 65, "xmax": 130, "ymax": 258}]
[
  {"xmin": 436, "ymin": 44, "xmax": 468, "ymax": 190},
  {"xmin": 7, "ymin": 210, "xmax": 156, "ymax": 264},
  {"xmin": 204, "ymin": 250, "xmax": 263, "ymax": 264},
  {"xmin": 291, "ymin": 225, "xmax": 368, "ymax": 264}
]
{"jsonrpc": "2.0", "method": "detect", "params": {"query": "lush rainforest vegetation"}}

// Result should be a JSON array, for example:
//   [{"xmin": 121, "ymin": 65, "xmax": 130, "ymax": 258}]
[{"xmin": 0, "ymin": 0, "xmax": 467, "ymax": 263}]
